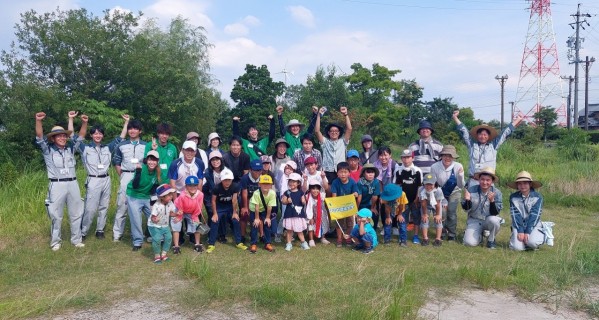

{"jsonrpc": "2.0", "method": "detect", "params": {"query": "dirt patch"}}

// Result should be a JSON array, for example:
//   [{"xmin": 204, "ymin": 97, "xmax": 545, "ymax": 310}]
[{"xmin": 418, "ymin": 288, "xmax": 596, "ymax": 320}]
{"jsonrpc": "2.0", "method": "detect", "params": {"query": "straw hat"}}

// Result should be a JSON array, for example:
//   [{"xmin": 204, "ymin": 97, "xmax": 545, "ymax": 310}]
[
  {"xmin": 439, "ymin": 145, "xmax": 459, "ymax": 158},
  {"xmin": 507, "ymin": 171, "xmax": 542, "ymax": 189},
  {"xmin": 46, "ymin": 126, "xmax": 72, "ymax": 139},
  {"xmin": 470, "ymin": 124, "xmax": 498, "ymax": 141},
  {"xmin": 473, "ymin": 167, "xmax": 498, "ymax": 182}
]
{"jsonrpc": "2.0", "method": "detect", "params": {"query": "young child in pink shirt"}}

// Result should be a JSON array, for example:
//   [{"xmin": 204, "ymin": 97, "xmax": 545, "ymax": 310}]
[{"xmin": 172, "ymin": 176, "xmax": 205, "ymax": 253}]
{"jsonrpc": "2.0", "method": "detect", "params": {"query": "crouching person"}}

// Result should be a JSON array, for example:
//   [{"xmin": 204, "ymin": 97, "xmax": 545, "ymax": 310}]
[
  {"xmin": 462, "ymin": 167, "xmax": 503, "ymax": 249},
  {"xmin": 508, "ymin": 171, "xmax": 545, "ymax": 251},
  {"xmin": 350, "ymin": 208, "xmax": 378, "ymax": 254}
]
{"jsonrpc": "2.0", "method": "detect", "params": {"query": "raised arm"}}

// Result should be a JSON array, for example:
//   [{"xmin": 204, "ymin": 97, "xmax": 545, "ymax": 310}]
[
  {"xmin": 78, "ymin": 114, "xmax": 88, "ymax": 139},
  {"xmin": 35, "ymin": 112, "xmax": 46, "ymax": 139},
  {"xmin": 314, "ymin": 107, "xmax": 325, "ymax": 144},
  {"xmin": 341, "ymin": 106, "xmax": 352, "ymax": 143},
  {"xmin": 67, "ymin": 111, "xmax": 78, "ymax": 138},
  {"xmin": 452, "ymin": 110, "xmax": 462, "ymax": 126},
  {"xmin": 267, "ymin": 114, "xmax": 275, "ymax": 143},
  {"xmin": 232, "ymin": 116, "xmax": 240, "ymax": 136},
  {"xmin": 120, "ymin": 114, "xmax": 129, "ymax": 139},
  {"xmin": 276, "ymin": 106, "xmax": 285, "ymax": 137},
  {"xmin": 305, "ymin": 106, "xmax": 318, "ymax": 134}
]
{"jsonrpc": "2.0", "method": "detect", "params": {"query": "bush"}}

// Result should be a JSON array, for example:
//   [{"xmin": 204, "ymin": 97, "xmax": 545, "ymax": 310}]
[{"xmin": 557, "ymin": 129, "xmax": 598, "ymax": 161}]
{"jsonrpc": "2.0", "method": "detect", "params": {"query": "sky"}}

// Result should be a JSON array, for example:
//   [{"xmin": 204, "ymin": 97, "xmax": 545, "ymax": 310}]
[{"xmin": 1, "ymin": 0, "xmax": 598, "ymax": 123}]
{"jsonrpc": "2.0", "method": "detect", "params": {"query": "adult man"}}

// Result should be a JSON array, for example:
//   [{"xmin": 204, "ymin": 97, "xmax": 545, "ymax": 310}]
[
  {"xmin": 462, "ymin": 167, "xmax": 503, "ymax": 249},
  {"xmin": 277, "ymin": 105, "xmax": 317, "ymax": 157},
  {"xmin": 144, "ymin": 122, "xmax": 178, "ymax": 184},
  {"xmin": 408, "ymin": 120, "xmax": 443, "ymax": 175},
  {"xmin": 314, "ymin": 106, "xmax": 353, "ymax": 183},
  {"xmin": 112, "ymin": 119, "xmax": 146, "ymax": 242},
  {"xmin": 232, "ymin": 114, "xmax": 275, "ymax": 161},
  {"xmin": 168, "ymin": 140, "xmax": 205, "ymax": 193},
  {"xmin": 75, "ymin": 114, "xmax": 129, "ymax": 240},
  {"xmin": 35, "ymin": 111, "xmax": 87, "ymax": 251},
  {"xmin": 222, "ymin": 136, "xmax": 250, "ymax": 183}
]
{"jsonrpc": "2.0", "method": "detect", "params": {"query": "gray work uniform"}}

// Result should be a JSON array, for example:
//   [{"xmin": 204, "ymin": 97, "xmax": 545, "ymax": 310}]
[
  {"xmin": 36, "ymin": 137, "xmax": 84, "ymax": 248},
  {"xmin": 463, "ymin": 185, "xmax": 503, "ymax": 247},
  {"xmin": 74, "ymin": 136, "xmax": 123, "ymax": 237},
  {"xmin": 112, "ymin": 139, "xmax": 146, "ymax": 240}
]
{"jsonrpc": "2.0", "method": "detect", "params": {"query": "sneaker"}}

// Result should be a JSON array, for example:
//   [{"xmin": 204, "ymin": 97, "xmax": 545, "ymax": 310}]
[
  {"xmin": 236, "ymin": 243, "xmax": 248, "ymax": 250},
  {"xmin": 383, "ymin": 239, "xmax": 391, "ymax": 245},
  {"xmin": 486, "ymin": 241, "xmax": 497, "ymax": 249},
  {"xmin": 321, "ymin": 238, "xmax": 330, "ymax": 245},
  {"xmin": 264, "ymin": 243, "xmax": 275, "ymax": 252},
  {"xmin": 161, "ymin": 255, "xmax": 170, "ymax": 262},
  {"xmin": 336, "ymin": 241, "xmax": 343, "ymax": 248},
  {"xmin": 173, "ymin": 246, "xmax": 181, "ymax": 254},
  {"xmin": 51, "ymin": 243, "xmax": 61, "ymax": 251},
  {"xmin": 483, "ymin": 230, "xmax": 490, "ymax": 238},
  {"xmin": 145, "ymin": 237, "xmax": 153, "ymax": 243},
  {"xmin": 132, "ymin": 245, "xmax": 141, "ymax": 251},
  {"xmin": 421, "ymin": 239, "xmax": 429, "ymax": 246},
  {"xmin": 275, "ymin": 234, "xmax": 282, "ymax": 243},
  {"xmin": 412, "ymin": 235, "xmax": 421, "ymax": 244},
  {"xmin": 362, "ymin": 247, "xmax": 374, "ymax": 254},
  {"xmin": 249, "ymin": 244, "xmax": 257, "ymax": 254},
  {"xmin": 205, "ymin": 245, "xmax": 215, "ymax": 253},
  {"xmin": 74, "ymin": 242, "xmax": 85, "ymax": 248},
  {"xmin": 113, "ymin": 237, "xmax": 121, "ymax": 242},
  {"xmin": 300, "ymin": 241, "xmax": 310, "ymax": 250},
  {"xmin": 447, "ymin": 235, "xmax": 456, "ymax": 241},
  {"xmin": 218, "ymin": 236, "xmax": 227, "ymax": 244},
  {"xmin": 400, "ymin": 241, "xmax": 408, "ymax": 247},
  {"xmin": 153, "ymin": 257, "xmax": 162, "ymax": 264},
  {"xmin": 433, "ymin": 239, "xmax": 442, "ymax": 247},
  {"xmin": 194, "ymin": 244, "xmax": 204, "ymax": 253},
  {"xmin": 95, "ymin": 231, "xmax": 105, "ymax": 239},
  {"xmin": 285, "ymin": 243, "xmax": 293, "ymax": 251},
  {"xmin": 308, "ymin": 240, "xmax": 316, "ymax": 247},
  {"xmin": 352, "ymin": 244, "xmax": 365, "ymax": 251}
]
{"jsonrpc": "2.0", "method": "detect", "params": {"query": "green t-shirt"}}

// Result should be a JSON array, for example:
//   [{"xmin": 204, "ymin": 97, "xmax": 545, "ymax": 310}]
[
  {"xmin": 249, "ymin": 189, "xmax": 277, "ymax": 212},
  {"xmin": 144, "ymin": 142, "xmax": 178, "ymax": 183},
  {"xmin": 126, "ymin": 165, "xmax": 159, "ymax": 199}
]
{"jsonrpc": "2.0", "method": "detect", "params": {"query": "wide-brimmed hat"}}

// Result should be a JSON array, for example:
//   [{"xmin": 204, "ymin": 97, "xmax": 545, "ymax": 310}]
[
  {"xmin": 259, "ymin": 174, "xmax": 273, "ymax": 184},
  {"xmin": 207, "ymin": 132, "xmax": 221, "ymax": 146},
  {"xmin": 357, "ymin": 208, "xmax": 373, "ymax": 218},
  {"xmin": 417, "ymin": 120, "xmax": 434, "ymax": 135},
  {"xmin": 186, "ymin": 132, "xmax": 200, "ymax": 140},
  {"xmin": 439, "ymin": 145, "xmax": 459, "ymax": 158},
  {"xmin": 285, "ymin": 119, "xmax": 305, "ymax": 131},
  {"xmin": 274, "ymin": 138, "xmax": 290, "ymax": 148},
  {"xmin": 423, "ymin": 173, "xmax": 437, "ymax": 185},
  {"xmin": 324, "ymin": 123, "xmax": 344, "ymax": 139},
  {"xmin": 473, "ymin": 167, "xmax": 499, "ymax": 182},
  {"xmin": 156, "ymin": 184, "xmax": 176, "ymax": 197},
  {"xmin": 46, "ymin": 126, "xmax": 72, "ymax": 139},
  {"xmin": 470, "ymin": 124, "xmax": 498, "ymax": 141},
  {"xmin": 507, "ymin": 171, "xmax": 542, "ymax": 189},
  {"xmin": 380, "ymin": 184, "xmax": 403, "ymax": 202},
  {"xmin": 360, "ymin": 163, "xmax": 379, "ymax": 178}
]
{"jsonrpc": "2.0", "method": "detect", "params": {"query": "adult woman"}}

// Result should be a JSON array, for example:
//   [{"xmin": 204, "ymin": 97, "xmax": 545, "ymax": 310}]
[
  {"xmin": 462, "ymin": 167, "xmax": 503, "ymax": 249},
  {"xmin": 430, "ymin": 145, "xmax": 465, "ymax": 241},
  {"xmin": 508, "ymin": 171, "xmax": 546, "ymax": 251}
]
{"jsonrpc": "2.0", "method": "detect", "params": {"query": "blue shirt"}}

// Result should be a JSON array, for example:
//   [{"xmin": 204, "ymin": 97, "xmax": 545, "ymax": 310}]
[
  {"xmin": 357, "ymin": 178, "xmax": 381, "ymax": 209},
  {"xmin": 330, "ymin": 178, "xmax": 358, "ymax": 197},
  {"xmin": 352, "ymin": 223, "xmax": 378, "ymax": 248}
]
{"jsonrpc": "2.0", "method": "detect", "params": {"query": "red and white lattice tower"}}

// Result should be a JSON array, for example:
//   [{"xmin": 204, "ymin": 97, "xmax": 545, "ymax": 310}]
[{"xmin": 514, "ymin": 0, "xmax": 566, "ymax": 125}]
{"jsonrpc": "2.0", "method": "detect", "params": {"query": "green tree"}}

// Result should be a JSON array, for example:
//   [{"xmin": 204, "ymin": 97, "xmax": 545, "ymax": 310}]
[
  {"xmin": 346, "ymin": 63, "xmax": 402, "ymax": 112},
  {"xmin": 393, "ymin": 79, "xmax": 425, "ymax": 127},
  {"xmin": 533, "ymin": 107, "xmax": 558, "ymax": 141}
]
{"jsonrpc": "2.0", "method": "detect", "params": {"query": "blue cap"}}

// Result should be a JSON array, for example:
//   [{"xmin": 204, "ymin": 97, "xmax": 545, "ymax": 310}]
[
  {"xmin": 357, "ymin": 208, "xmax": 373, "ymax": 218},
  {"xmin": 185, "ymin": 176, "xmax": 199, "ymax": 185},
  {"xmin": 250, "ymin": 159, "xmax": 263, "ymax": 171},
  {"xmin": 346, "ymin": 149, "xmax": 359, "ymax": 159}
]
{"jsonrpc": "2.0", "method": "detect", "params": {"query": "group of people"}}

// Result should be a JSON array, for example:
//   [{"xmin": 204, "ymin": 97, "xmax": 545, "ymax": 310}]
[{"xmin": 34, "ymin": 106, "xmax": 553, "ymax": 262}]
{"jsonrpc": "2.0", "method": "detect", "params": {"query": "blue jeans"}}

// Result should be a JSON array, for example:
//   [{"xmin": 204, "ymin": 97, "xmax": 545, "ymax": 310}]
[
  {"xmin": 250, "ymin": 211, "xmax": 272, "ymax": 245},
  {"xmin": 127, "ymin": 196, "xmax": 151, "ymax": 246},
  {"xmin": 148, "ymin": 226, "xmax": 172, "ymax": 255},
  {"xmin": 209, "ymin": 209, "xmax": 242, "ymax": 245},
  {"xmin": 384, "ymin": 210, "xmax": 411, "ymax": 243},
  {"xmin": 350, "ymin": 227, "xmax": 375, "ymax": 248}
]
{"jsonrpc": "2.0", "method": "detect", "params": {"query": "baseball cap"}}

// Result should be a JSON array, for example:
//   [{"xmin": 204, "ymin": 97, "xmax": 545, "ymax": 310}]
[
  {"xmin": 182, "ymin": 140, "xmax": 197, "ymax": 151},
  {"xmin": 209, "ymin": 150, "xmax": 222, "ymax": 160},
  {"xmin": 260, "ymin": 155, "xmax": 272, "ymax": 163},
  {"xmin": 146, "ymin": 150, "xmax": 160, "ymax": 160},
  {"xmin": 259, "ymin": 174, "xmax": 273, "ymax": 184},
  {"xmin": 400, "ymin": 149, "xmax": 413, "ymax": 158},
  {"xmin": 250, "ymin": 159, "xmax": 263, "ymax": 171},
  {"xmin": 221, "ymin": 168, "xmax": 234, "ymax": 181},
  {"xmin": 304, "ymin": 156, "xmax": 317, "ymax": 165},
  {"xmin": 185, "ymin": 176, "xmax": 199, "ymax": 186},
  {"xmin": 186, "ymin": 132, "xmax": 200, "ymax": 140},
  {"xmin": 347, "ymin": 149, "xmax": 359, "ymax": 159}
]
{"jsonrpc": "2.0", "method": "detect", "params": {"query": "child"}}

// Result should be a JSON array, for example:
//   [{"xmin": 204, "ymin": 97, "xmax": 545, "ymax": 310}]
[
  {"xmin": 350, "ymin": 208, "xmax": 378, "ymax": 254},
  {"xmin": 148, "ymin": 184, "xmax": 176, "ymax": 263},
  {"xmin": 275, "ymin": 160, "xmax": 297, "ymax": 242},
  {"xmin": 173, "ymin": 176, "xmax": 205, "ymax": 254},
  {"xmin": 240, "ymin": 159, "xmax": 264, "ymax": 243},
  {"xmin": 379, "ymin": 184, "xmax": 409, "ymax": 246},
  {"xmin": 249, "ymin": 175, "xmax": 277, "ymax": 253},
  {"xmin": 305, "ymin": 178, "xmax": 330, "ymax": 246},
  {"xmin": 394, "ymin": 149, "xmax": 423, "ymax": 244},
  {"xmin": 330, "ymin": 161, "xmax": 359, "ymax": 247},
  {"xmin": 419, "ymin": 173, "xmax": 445, "ymax": 247},
  {"xmin": 281, "ymin": 173, "xmax": 309, "ymax": 251},
  {"xmin": 208, "ymin": 168, "xmax": 246, "ymax": 253},
  {"xmin": 356, "ymin": 163, "xmax": 381, "ymax": 212},
  {"xmin": 302, "ymin": 156, "xmax": 329, "ymax": 192},
  {"xmin": 347, "ymin": 149, "xmax": 362, "ymax": 182}
]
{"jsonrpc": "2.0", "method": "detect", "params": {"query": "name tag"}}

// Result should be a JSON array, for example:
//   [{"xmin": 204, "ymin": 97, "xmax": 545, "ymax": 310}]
[
  {"xmin": 97, "ymin": 164, "xmax": 105, "ymax": 169},
  {"xmin": 60, "ymin": 169, "xmax": 69, "ymax": 175},
  {"xmin": 294, "ymin": 206, "xmax": 303, "ymax": 214},
  {"xmin": 247, "ymin": 143, "xmax": 254, "ymax": 148},
  {"xmin": 130, "ymin": 158, "xmax": 139, "ymax": 164},
  {"xmin": 160, "ymin": 163, "xmax": 168, "ymax": 169}
]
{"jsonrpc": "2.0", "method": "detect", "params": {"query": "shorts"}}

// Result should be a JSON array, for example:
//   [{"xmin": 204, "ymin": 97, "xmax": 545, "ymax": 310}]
[{"xmin": 171, "ymin": 214, "xmax": 199, "ymax": 233}]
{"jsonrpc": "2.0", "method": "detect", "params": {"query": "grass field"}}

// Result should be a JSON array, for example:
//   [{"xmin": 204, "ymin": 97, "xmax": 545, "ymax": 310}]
[{"xmin": 1, "ymin": 141, "xmax": 598, "ymax": 319}]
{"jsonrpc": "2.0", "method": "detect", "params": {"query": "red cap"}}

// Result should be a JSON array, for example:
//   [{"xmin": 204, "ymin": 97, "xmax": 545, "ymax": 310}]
[{"xmin": 304, "ymin": 156, "xmax": 317, "ymax": 165}]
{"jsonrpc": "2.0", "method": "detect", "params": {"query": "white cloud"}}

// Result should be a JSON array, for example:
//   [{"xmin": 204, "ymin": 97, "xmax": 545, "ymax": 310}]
[
  {"xmin": 242, "ymin": 15, "xmax": 260, "ymax": 27},
  {"xmin": 144, "ymin": 0, "xmax": 213, "ymax": 30},
  {"xmin": 211, "ymin": 37, "xmax": 277, "ymax": 68},
  {"xmin": 224, "ymin": 23, "xmax": 249, "ymax": 36},
  {"xmin": 286, "ymin": 5, "xmax": 315, "ymax": 28}
]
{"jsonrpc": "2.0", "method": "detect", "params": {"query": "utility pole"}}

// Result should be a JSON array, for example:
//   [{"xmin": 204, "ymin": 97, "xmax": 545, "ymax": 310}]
[
  {"xmin": 568, "ymin": 4, "xmax": 591, "ymax": 127},
  {"xmin": 509, "ymin": 102, "xmax": 515, "ymax": 121},
  {"xmin": 584, "ymin": 56, "xmax": 595, "ymax": 131},
  {"xmin": 561, "ymin": 75, "xmax": 574, "ymax": 129},
  {"xmin": 495, "ymin": 75, "xmax": 508, "ymax": 130}
]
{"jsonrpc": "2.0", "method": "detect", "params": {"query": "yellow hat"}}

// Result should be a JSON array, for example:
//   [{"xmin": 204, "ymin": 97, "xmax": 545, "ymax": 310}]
[{"xmin": 258, "ymin": 174, "xmax": 273, "ymax": 184}]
